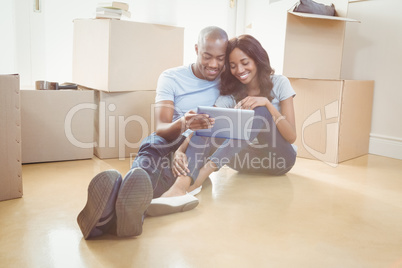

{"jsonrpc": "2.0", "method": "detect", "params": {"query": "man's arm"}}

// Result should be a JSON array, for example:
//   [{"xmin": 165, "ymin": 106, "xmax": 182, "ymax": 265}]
[
  {"xmin": 154, "ymin": 100, "xmax": 184, "ymax": 141},
  {"xmin": 154, "ymin": 101, "xmax": 215, "ymax": 142}
]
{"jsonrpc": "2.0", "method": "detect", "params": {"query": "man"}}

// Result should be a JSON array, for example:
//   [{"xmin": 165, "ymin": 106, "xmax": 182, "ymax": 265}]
[{"xmin": 77, "ymin": 26, "xmax": 228, "ymax": 239}]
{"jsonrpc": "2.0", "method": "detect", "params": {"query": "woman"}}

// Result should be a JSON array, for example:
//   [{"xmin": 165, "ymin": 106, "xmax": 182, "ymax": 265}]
[{"xmin": 153, "ymin": 34, "xmax": 297, "ymax": 208}]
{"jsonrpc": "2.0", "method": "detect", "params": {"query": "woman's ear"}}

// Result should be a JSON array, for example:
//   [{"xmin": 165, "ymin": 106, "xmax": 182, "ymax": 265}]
[{"xmin": 195, "ymin": 44, "xmax": 198, "ymax": 55}]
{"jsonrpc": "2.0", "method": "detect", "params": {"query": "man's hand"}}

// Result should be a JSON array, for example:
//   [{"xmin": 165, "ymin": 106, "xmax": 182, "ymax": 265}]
[
  {"xmin": 172, "ymin": 150, "xmax": 190, "ymax": 177},
  {"xmin": 183, "ymin": 110, "xmax": 215, "ymax": 131}
]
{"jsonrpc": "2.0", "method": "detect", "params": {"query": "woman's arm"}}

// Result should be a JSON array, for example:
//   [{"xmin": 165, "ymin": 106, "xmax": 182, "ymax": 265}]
[
  {"xmin": 235, "ymin": 96, "xmax": 297, "ymax": 144},
  {"xmin": 266, "ymin": 97, "xmax": 297, "ymax": 144},
  {"xmin": 172, "ymin": 133, "xmax": 193, "ymax": 177}
]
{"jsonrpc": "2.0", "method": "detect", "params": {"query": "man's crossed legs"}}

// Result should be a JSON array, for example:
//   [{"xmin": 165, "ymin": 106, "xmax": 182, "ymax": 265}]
[{"xmin": 77, "ymin": 133, "xmax": 200, "ymax": 239}]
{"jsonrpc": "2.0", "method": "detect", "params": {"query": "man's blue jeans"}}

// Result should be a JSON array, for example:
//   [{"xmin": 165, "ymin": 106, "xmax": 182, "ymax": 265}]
[{"xmin": 131, "ymin": 133, "xmax": 186, "ymax": 198}]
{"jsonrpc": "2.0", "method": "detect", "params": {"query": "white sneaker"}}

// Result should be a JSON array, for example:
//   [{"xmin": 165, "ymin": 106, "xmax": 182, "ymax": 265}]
[
  {"xmin": 146, "ymin": 193, "xmax": 199, "ymax": 217},
  {"xmin": 188, "ymin": 186, "xmax": 202, "ymax": 196}
]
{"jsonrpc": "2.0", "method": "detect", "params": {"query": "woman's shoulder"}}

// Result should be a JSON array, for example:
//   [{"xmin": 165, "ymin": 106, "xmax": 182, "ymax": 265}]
[
  {"xmin": 271, "ymin": 74, "xmax": 290, "ymax": 84},
  {"xmin": 271, "ymin": 74, "xmax": 293, "ymax": 90},
  {"xmin": 270, "ymin": 74, "xmax": 295, "ymax": 100}
]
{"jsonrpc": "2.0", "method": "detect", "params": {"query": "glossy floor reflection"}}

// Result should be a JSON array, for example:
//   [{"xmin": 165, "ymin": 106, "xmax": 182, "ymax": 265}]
[{"xmin": 1, "ymin": 155, "xmax": 402, "ymax": 267}]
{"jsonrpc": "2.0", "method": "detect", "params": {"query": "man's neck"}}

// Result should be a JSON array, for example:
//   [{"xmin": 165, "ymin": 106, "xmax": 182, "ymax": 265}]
[{"xmin": 191, "ymin": 63, "xmax": 207, "ymax": 80}]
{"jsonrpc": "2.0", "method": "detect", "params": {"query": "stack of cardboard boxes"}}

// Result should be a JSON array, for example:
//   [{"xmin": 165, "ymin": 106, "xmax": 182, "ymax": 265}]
[
  {"xmin": 283, "ymin": 0, "xmax": 374, "ymax": 165},
  {"xmin": 1, "ymin": 20, "xmax": 183, "ymax": 201},
  {"xmin": 72, "ymin": 19, "xmax": 184, "ymax": 159}
]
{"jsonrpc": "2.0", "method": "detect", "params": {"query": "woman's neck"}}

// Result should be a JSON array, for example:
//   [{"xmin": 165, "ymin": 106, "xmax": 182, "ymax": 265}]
[
  {"xmin": 246, "ymin": 78, "xmax": 260, "ymax": 96},
  {"xmin": 246, "ymin": 86, "xmax": 260, "ymax": 96}
]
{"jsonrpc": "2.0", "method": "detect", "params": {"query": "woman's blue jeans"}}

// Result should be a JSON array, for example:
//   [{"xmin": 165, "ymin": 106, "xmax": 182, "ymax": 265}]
[
  {"xmin": 185, "ymin": 106, "xmax": 297, "ymax": 182},
  {"xmin": 131, "ymin": 106, "xmax": 296, "ymax": 197}
]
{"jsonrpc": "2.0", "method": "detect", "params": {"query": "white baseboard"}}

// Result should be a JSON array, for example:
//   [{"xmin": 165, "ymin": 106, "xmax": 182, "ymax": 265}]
[{"xmin": 369, "ymin": 133, "xmax": 402, "ymax": 160}]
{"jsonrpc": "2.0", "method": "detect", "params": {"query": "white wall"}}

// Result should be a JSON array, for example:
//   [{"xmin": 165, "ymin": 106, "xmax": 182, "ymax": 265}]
[
  {"xmin": 0, "ymin": 1, "xmax": 17, "ymax": 75},
  {"xmin": 341, "ymin": 0, "xmax": 402, "ymax": 160},
  {"xmin": 241, "ymin": 0, "xmax": 295, "ymax": 75},
  {"xmin": 129, "ymin": 0, "xmax": 237, "ymax": 63},
  {"xmin": 10, "ymin": 0, "xmax": 236, "ymax": 89}
]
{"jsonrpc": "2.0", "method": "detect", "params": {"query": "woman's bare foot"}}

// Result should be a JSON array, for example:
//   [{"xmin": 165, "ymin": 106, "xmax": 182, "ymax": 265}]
[
  {"xmin": 187, "ymin": 161, "xmax": 217, "ymax": 192},
  {"xmin": 161, "ymin": 176, "xmax": 192, "ymax": 197}
]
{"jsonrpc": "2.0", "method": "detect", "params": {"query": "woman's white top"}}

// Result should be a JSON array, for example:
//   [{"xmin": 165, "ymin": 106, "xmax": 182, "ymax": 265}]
[{"xmin": 215, "ymin": 74, "xmax": 297, "ymax": 151}]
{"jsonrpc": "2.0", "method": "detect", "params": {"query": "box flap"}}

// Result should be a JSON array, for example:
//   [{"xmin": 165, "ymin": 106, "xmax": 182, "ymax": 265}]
[
  {"xmin": 288, "ymin": 0, "xmax": 360, "ymax": 23},
  {"xmin": 283, "ymin": 12, "xmax": 348, "ymax": 80},
  {"xmin": 288, "ymin": 11, "xmax": 360, "ymax": 22}
]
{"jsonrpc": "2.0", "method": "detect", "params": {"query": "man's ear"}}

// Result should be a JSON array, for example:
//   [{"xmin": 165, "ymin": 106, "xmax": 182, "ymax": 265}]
[{"xmin": 195, "ymin": 44, "xmax": 198, "ymax": 55}]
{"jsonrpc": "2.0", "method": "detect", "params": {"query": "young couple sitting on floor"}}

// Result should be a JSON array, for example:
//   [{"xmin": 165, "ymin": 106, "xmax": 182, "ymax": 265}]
[{"xmin": 77, "ymin": 26, "xmax": 297, "ymax": 240}]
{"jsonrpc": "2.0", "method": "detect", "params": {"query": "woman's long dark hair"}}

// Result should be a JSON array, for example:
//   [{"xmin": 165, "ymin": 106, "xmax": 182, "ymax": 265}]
[{"xmin": 220, "ymin": 35, "xmax": 274, "ymax": 102}]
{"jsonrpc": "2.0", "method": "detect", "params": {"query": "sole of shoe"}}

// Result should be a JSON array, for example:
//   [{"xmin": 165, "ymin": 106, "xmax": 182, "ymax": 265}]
[
  {"xmin": 146, "ymin": 194, "xmax": 199, "ymax": 217},
  {"xmin": 115, "ymin": 168, "xmax": 153, "ymax": 237},
  {"xmin": 77, "ymin": 170, "xmax": 121, "ymax": 240}
]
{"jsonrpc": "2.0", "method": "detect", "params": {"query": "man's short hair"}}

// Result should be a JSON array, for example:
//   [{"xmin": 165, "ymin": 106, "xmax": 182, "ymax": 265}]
[{"xmin": 198, "ymin": 26, "xmax": 228, "ymax": 46}]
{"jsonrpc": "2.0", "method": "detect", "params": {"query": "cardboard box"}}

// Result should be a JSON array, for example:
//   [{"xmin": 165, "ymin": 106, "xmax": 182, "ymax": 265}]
[
  {"xmin": 93, "ymin": 90, "xmax": 156, "ymax": 159},
  {"xmin": 21, "ymin": 90, "xmax": 95, "ymax": 163},
  {"xmin": 283, "ymin": 0, "xmax": 360, "ymax": 80},
  {"xmin": 290, "ymin": 78, "xmax": 374, "ymax": 165},
  {"xmin": 72, "ymin": 19, "xmax": 184, "ymax": 92},
  {"xmin": 0, "ymin": 74, "xmax": 22, "ymax": 201}
]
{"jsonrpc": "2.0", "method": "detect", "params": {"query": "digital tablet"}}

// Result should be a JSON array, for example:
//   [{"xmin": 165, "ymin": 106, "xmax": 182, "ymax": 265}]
[{"xmin": 195, "ymin": 106, "xmax": 255, "ymax": 140}]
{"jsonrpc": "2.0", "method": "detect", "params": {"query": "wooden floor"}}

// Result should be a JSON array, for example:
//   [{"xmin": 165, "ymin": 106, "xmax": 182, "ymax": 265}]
[{"xmin": 1, "ymin": 154, "xmax": 402, "ymax": 268}]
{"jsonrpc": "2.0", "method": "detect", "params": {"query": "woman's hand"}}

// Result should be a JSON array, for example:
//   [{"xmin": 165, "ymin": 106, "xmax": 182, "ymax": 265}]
[
  {"xmin": 234, "ymin": 96, "xmax": 269, "ymax": 110},
  {"xmin": 172, "ymin": 150, "xmax": 190, "ymax": 177},
  {"xmin": 183, "ymin": 110, "xmax": 215, "ymax": 130}
]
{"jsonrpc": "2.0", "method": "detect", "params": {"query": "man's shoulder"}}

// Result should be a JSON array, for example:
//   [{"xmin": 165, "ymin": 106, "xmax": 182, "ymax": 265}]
[
  {"xmin": 161, "ymin": 65, "xmax": 191, "ymax": 78},
  {"xmin": 156, "ymin": 65, "xmax": 193, "ymax": 94}
]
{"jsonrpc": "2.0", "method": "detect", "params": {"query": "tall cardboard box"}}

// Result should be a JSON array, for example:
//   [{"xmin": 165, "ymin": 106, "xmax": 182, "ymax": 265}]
[
  {"xmin": 283, "ymin": 0, "xmax": 359, "ymax": 80},
  {"xmin": 72, "ymin": 19, "xmax": 184, "ymax": 92},
  {"xmin": 0, "ymin": 75, "xmax": 22, "ymax": 201},
  {"xmin": 21, "ymin": 90, "xmax": 95, "ymax": 163},
  {"xmin": 290, "ymin": 78, "xmax": 374, "ymax": 165},
  {"xmin": 93, "ymin": 90, "xmax": 156, "ymax": 159}
]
